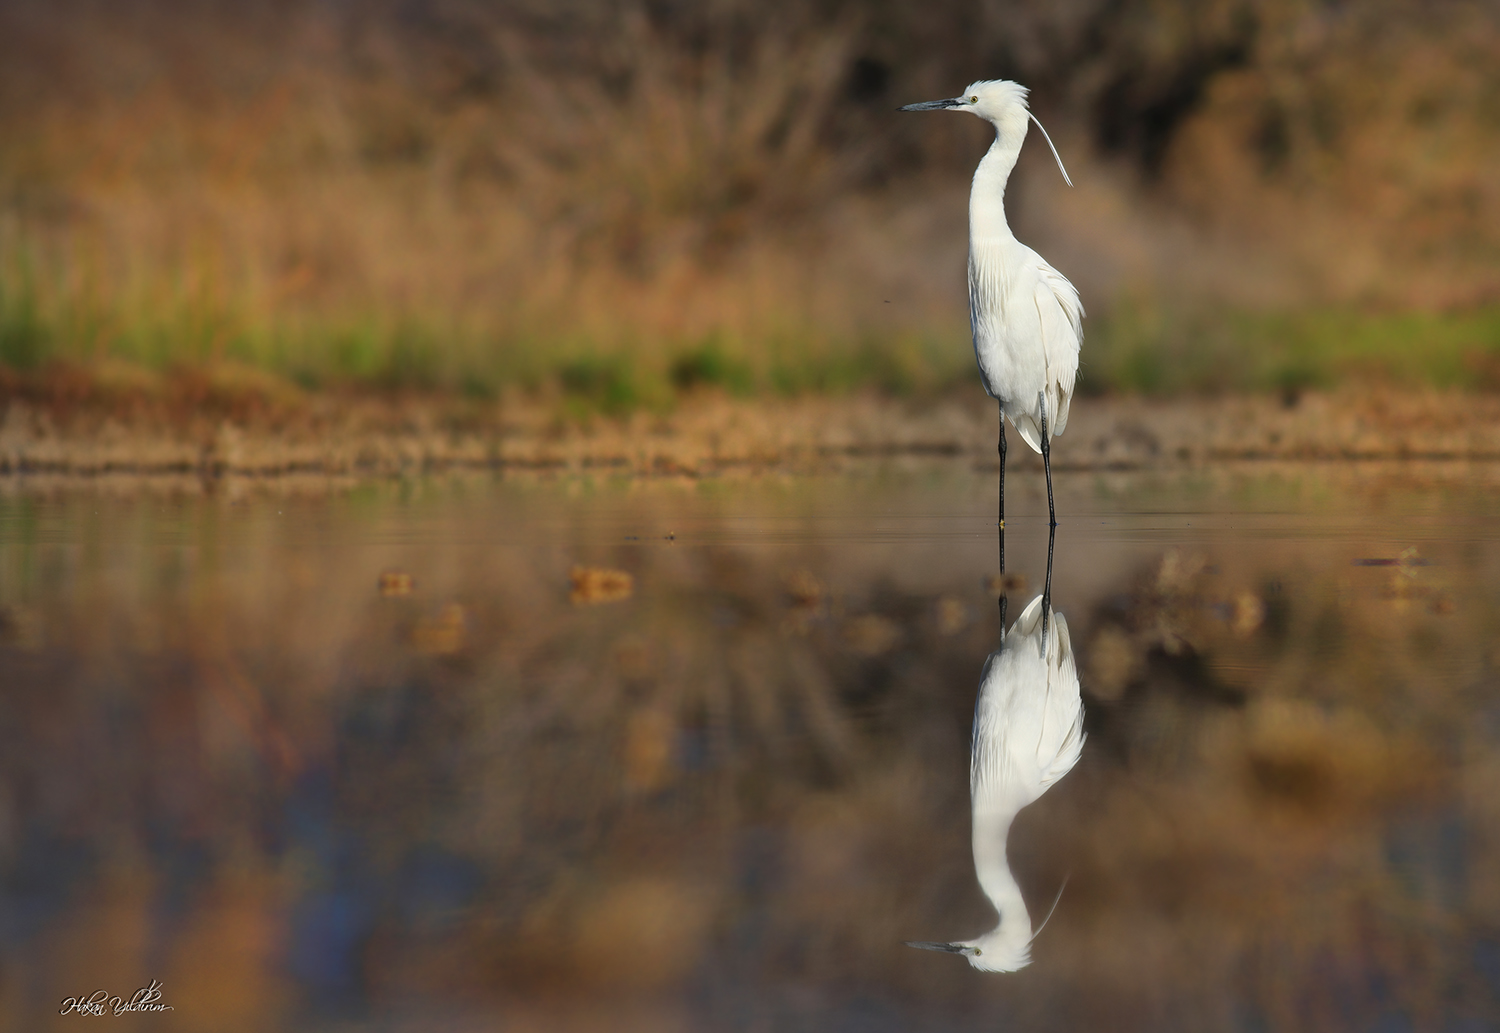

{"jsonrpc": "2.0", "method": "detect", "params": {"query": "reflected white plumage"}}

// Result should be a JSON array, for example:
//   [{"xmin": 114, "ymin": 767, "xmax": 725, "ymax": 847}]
[
  {"xmin": 900, "ymin": 80, "xmax": 1082, "ymax": 528},
  {"xmin": 905, "ymin": 590, "xmax": 1084, "ymax": 972}
]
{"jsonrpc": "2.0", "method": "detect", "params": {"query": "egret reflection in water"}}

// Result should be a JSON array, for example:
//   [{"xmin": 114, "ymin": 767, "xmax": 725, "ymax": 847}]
[{"xmin": 906, "ymin": 528, "xmax": 1084, "ymax": 971}]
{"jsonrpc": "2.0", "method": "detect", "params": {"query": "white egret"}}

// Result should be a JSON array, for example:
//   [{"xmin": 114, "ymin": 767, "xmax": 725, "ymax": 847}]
[
  {"xmin": 901, "ymin": 80, "xmax": 1082, "ymax": 531},
  {"xmin": 905, "ymin": 535, "xmax": 1084, "ymax": 971}
]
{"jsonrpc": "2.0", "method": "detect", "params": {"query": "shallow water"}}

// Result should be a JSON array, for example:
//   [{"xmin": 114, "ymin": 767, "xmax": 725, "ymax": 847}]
[{"xmin": 2, "ymin": 462, "xmax": 1499, "ymax": 1032}]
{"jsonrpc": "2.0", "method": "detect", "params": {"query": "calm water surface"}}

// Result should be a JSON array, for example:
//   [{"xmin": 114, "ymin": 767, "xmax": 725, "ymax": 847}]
[{"xmin": 1, "ymin": 462, "xmax": 1498, "ymax": 1032}]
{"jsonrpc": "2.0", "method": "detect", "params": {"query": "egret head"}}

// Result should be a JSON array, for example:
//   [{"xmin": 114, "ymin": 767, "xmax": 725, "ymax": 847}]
[
  {"xmin": 903, "ymin": 927, "xmax": 1032, "ymax": 973},
  {"xmin": 900, "ymin": 79, "xmax": 1073, "ymax": 186},
  {"xmin": 902, "ymin": 878, "xmax": 1067, "ymax": 973}
]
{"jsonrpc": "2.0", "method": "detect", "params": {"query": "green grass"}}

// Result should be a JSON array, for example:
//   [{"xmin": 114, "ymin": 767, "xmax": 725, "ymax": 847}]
[
  {"xmin": 669, "ymin": 338, "xmax": 754, "ymax": 395},
  {"xmin": 0, "ymin": 255, "xmax": 48, "ymax": 370},
  {"xmin": 0, "ymin": 244, "xmax": 980, "ymax": 411},
  {"xmin": 1084, "ymin": 301, "xmax": 1500, "ymax": 397},
  {"xmin": 5, "ymin": 246, "xmax": 1500, "ymax": 411}
]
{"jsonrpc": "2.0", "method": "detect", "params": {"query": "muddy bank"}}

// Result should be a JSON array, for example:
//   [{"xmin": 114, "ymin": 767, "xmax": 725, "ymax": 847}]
[{"xmin": 3, "ymin": 388, "xmax": 1500, "ymax": 480}]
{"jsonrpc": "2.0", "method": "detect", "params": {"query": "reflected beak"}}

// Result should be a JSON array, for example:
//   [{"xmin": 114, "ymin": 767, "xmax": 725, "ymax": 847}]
[
  {"xmin": 903, "ymin": 940, "xmax": 975, "ymax": 955},
  {"xmin": 899, "ymin": 98, "xmax": 963, "ymax": 111}
]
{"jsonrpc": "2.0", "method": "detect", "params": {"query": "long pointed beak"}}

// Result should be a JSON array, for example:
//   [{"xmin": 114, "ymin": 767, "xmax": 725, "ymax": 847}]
[
  {"xmin": 903, "ymin": 940, "xmax": 974, "ymax": 954},
  {"xmin": 899, "ymin": 98, "xmax": 963, "ymax": 111}
]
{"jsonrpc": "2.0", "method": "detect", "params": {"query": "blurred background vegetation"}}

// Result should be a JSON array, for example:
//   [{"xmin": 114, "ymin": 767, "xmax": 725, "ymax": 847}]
[{"xmin": 1, "ymin": 0, "xmax": 1499, "ymax": 405}]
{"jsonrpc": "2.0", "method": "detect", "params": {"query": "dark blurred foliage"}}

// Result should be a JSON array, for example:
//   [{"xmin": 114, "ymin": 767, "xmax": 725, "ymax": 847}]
[
  {"xmin": 0, "ymin": 0, "xmax": 1379, "ymax": 170},
  {"xmin": 3, "ymin": 0, "xmax": 1496, "ymax": 226},
  {"xmin": 0, "ymin": 0, "xmax": 1497, "ymax": 387},
  {"xmin": 44, "ymin": 0, "xmax": 1461, "ymax": 185}
]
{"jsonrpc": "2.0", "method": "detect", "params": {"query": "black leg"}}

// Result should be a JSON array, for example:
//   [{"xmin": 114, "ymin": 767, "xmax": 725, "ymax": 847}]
[
  {"xmin": 1040, "ymin": 399, "xmax": 1056, "ymax": 530},
  {"xmin": 1041, "ymin": 518, "xmax": 1056, "ymax": 638},
  {"xmin": 998, "ymin": 407, "xmax": 1007, "ymax": 569},
  {"xmin": 1043, "ymin": 522, "xmax": 1055, "ymax": 611},
  {"xmin": 998, "ymin": 406, "xmax": 1008, "ymax": 625}
]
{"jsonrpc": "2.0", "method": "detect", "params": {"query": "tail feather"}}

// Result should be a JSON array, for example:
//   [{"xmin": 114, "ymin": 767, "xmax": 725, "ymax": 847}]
[
  {"xmin": 1051, "ymin": 379, "xmax": 1072, "ymax": 437},
  {"xmin": 1012, "ymin": 412, "xmax": 1044, "ymax": 453},
  {"xmin": 1007, "ymin": 379, "xmax": 1072, "ymax": 453}
]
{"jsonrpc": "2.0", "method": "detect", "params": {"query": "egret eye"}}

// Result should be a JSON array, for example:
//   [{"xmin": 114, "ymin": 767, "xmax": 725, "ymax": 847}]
[
  {"xmin": 973, "ymin": 948, "xmax": 982, "ymax": 955},
  {"xmin": 969, "ymin": 95, "xmax": 978, "ymax": 103}
]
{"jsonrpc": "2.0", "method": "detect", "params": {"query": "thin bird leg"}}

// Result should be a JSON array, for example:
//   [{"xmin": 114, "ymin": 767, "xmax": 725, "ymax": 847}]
[
  {"xmin": 998, "ymin": 407, "xmax": 1007, "ymax": 564},
  {"xmin": 998, "ymin": 410, "xmax": 1008, "ymax": 625},
  {"xmin": 1039, "ymin": 393, "xmax": 1056, "ymax": 529},
  {"xmin": 1043, "ymin": 523, "xmax": 1055, "ymax": 613},
  {"xmin": 1044, "ymin": 524, "xmax": 1056, "ymax": 635},
  {"xmin": 1040, "ymin": 521, "xmax": 1056, "ymax": 638}
]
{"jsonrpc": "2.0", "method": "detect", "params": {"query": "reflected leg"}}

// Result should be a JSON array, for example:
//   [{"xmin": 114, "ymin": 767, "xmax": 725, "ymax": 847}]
[
  {"xmin": 1044, "ymin": 518, "xmax": 1056, "ymax": 632},
  {"xmin": 1041, "ymin": 519, "xmax": 1056, "ymax": 637},
  {"xmin": 1043, "ymin": 522, "xmax": 1055, "ymax": 609},
  {"xmin": 998, "ymin": 406, "xmax": 1007, "ymax": 569}
]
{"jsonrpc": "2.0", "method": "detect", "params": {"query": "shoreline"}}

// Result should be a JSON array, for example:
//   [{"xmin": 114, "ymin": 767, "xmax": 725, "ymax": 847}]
[{"xmin": 4, "ymin": 389, "xmax": 1500, "ymax": 483}]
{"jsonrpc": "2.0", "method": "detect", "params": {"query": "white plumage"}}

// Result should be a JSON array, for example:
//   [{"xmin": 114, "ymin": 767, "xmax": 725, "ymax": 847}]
[
  {"xmin": 905, "ymin": 590, "xmax": 1085, "ymax": 972},
  {"xmin": 902, "ymin": 80, "xmax": 1083, "ymax": 525}
]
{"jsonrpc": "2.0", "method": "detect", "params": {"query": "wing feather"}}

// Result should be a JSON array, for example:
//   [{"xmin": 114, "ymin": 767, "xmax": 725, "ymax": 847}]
[
  {"xmin": 1031, "ymin": 262, "xmax": 1083, "ymax": 438},
  {"xmin": 1036, "ymin": 613, "xmax": 1085, "ymax": 791}
]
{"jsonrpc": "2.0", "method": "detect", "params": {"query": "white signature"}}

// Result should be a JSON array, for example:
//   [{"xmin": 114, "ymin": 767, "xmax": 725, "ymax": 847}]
[{"xmin": 60, "ymin": 980, "xmax": 175, "ymax": 1016}]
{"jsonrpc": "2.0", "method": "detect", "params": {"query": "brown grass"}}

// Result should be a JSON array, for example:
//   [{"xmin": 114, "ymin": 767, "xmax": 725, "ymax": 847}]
[
  {"xmin": 2, "ymin": 0, "xmax": 1499, "ymax": 399},
  {"xmin": 0, "ymin": 0, "xmax": 970, "ymax": 387}
]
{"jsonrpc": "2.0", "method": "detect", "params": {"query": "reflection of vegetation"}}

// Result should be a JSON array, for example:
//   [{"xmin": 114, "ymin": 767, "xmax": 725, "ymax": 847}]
[{"xmin": 1, "ymin": 473, "xmax": 1498, "ymax": 1026}]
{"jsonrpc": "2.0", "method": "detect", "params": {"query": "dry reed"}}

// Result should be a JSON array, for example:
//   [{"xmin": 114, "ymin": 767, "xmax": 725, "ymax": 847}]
[{"xmin": 1, "ymin": 0, "xmax": 1499, "ymax": 401}]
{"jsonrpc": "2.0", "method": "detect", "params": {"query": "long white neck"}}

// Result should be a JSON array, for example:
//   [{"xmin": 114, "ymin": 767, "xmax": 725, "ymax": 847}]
[
  {"xmin": 971, "ymin": 805, "xmax": 1029, "ymax": 939},
  {"xmin": 966, "ymin": 803, "xmax": 1033, "ymax": 968},
  {"xmin": 969, "ymin": 128, "xmax": 1023, "ymax": 250}
]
